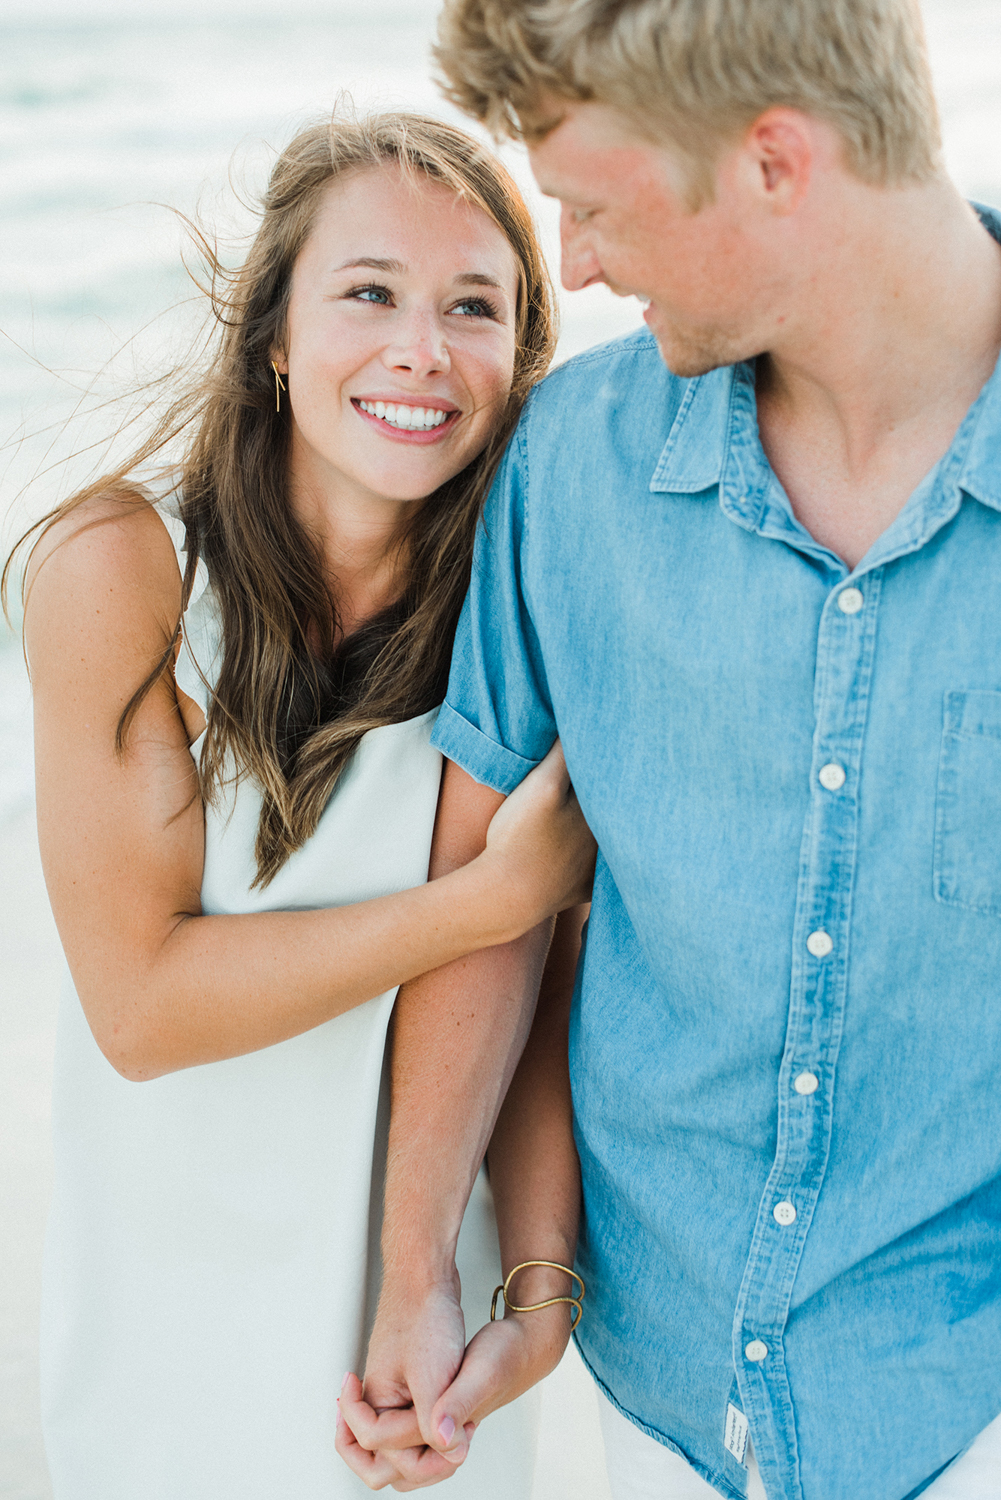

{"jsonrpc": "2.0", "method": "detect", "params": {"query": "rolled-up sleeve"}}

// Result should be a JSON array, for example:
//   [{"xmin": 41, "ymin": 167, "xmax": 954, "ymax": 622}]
[{"xmin": 431, "ymin": 422, "xmax": 557, "ymax": 794}]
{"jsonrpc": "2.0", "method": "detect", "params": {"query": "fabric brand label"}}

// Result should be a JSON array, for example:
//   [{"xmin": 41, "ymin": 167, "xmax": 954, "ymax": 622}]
[{"xmin": 724, "ymin": 1403, "xmax": 749, "ymax": 1466}]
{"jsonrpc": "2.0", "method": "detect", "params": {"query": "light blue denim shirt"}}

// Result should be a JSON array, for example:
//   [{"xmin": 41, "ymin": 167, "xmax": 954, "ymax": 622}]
[{"xmin": 432, "ymin": 208, "xmax": 1001, "ymax": 1500}]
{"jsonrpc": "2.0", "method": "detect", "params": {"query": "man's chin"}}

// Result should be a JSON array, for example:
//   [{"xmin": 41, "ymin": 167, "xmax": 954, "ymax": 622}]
[{"xmin": 647, "ymin": 315, "xmax": 744, "ymax": 379}]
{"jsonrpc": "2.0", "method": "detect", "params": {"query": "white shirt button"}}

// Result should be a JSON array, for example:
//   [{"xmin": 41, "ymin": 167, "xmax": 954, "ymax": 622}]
[
  {"xmin": 773, "ymin": 1201, "xmax": 797, "ymax": 1226},
  {"xmin": 818, "ymin": 762, "xmax": 846, "ymax": 791},
  {"xmin": 745, "ymin": 1340, "xmax": 768, "ymax": 1363},
  {"xmin": 837, "ymin": 587, "xmax": 864, "ymax": 614},
  {"xmin": 806, "ymin": 929, "xmax": 833, "ymax": 958},
  {"xmin": 794, "ymin": 1071, "xmax": 820, "ymax": 1095}
]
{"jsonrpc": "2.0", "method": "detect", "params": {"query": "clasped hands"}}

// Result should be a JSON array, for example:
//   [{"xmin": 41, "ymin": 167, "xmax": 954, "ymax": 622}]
[{"xmin": 336, "ymin": 1268, "xmax": 574, "ymax": 1490}]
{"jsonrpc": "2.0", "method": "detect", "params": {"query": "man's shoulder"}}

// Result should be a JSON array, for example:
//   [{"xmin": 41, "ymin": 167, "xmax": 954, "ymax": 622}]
[
  {"xmin": 547, "ymin": 324, "xmax": 665, "ymax": 380},
  {"xmin": 521, "ymin": 327, "xmax": 683, "ymax": 442}
]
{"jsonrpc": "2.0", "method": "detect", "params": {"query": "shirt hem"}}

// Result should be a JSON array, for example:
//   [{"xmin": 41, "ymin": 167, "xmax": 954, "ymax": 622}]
[{"xmin": 573, "ymin": 1335, "xmax": 744, "ymax": 1500}]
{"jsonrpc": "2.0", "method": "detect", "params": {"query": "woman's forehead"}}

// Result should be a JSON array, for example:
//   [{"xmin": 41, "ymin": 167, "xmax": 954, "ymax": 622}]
[{"xmin": 298, "ymin": 164, "xmax": 519, "ymax": 286}]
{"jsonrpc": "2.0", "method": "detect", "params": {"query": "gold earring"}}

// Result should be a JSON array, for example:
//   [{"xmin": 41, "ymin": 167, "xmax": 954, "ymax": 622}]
[{"xmin": 271, "ymin": 361, "xmax": 287, "ymax": 413}]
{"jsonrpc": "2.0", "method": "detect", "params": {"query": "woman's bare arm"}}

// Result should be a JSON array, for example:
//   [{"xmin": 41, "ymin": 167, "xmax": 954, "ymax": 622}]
[{"xmin": 25, "ymin": 503, "xmax": 592, "ymax": 1081}]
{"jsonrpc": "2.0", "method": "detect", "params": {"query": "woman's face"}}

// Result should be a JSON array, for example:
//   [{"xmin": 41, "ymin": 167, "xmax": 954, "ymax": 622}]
[{"xmin": 279, "ymin": 165, "xmax": 520, "ymax": 513}]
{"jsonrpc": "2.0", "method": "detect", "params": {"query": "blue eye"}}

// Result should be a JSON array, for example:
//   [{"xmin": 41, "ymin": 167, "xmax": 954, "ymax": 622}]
[
  {"xmin": 349, "ymin": 284, "xmax": 392, "ymax": 305},
  {"xmin": 452, "ymin": 297, "xmax": 499, "ymax": 319}
]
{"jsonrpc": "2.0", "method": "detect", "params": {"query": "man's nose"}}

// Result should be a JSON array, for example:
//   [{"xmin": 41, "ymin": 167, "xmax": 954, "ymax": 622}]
[{"xmin": 559, "ymin": 206, "xmax": 604, "ymax": 292}]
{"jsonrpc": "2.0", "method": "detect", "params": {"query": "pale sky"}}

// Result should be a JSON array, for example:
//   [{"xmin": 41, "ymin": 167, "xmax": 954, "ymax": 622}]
[{"xmin": 2, "ymin": 0, "xmax": 430, "ymax": 20}]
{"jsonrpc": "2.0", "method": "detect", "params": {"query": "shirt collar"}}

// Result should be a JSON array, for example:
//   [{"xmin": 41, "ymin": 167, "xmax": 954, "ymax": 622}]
[
  {"xmin": 648, "ymin": 364, "xmax": 735, "ymax": 494},
  {"xmin": 947, "ymin": 201, "xmax": 1001, "ymax": 515}
]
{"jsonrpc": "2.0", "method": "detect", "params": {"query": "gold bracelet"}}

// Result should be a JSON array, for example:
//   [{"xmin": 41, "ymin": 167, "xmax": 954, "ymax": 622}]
[{"xmin": 490, "ymin": 1260, "xmax": 586, "ymax": 1332}]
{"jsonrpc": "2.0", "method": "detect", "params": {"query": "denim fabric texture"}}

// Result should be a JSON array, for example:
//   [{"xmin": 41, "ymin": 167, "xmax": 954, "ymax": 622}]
[{"xmin": 431, "ymin": 208, "xmax": 1001, "ymax": 1500}]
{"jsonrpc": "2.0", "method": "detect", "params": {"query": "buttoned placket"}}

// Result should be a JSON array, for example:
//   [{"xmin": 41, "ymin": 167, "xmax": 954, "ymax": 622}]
[{"xmin": 730, "ymin": 559, "xmax": 882, "ymax": 1499}]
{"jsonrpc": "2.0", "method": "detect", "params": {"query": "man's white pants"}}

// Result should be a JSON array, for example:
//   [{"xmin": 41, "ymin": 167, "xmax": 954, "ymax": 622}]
[{"xmin": 598, "ymin": 1390, "xmax": 1001, "ymax": 1499}]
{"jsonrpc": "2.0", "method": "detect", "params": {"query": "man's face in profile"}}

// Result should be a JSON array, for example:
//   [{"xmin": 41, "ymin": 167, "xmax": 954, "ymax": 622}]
[{"xmin": 528, "ymin": 99, "xmax": 782, "ymax": 377}]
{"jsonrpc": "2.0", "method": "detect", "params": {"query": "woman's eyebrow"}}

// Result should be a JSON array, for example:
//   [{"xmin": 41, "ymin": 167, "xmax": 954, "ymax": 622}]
[
  {"xmin": 333, "ymin": 258, "xmax": 505, "ymax": 292},
  {"xmin": 334, "ymin": 256, "xmax": 406, "ymax": 273},
  {"xmin": 454, "ymin": 272, "xmax": 505, "ymax": 290}
]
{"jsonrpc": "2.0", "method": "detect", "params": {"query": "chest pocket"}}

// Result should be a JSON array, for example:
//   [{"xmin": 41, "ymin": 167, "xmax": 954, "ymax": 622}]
[{"xmin": 934, "ymin": 689, "xmax": 1001, "ymax": 916}]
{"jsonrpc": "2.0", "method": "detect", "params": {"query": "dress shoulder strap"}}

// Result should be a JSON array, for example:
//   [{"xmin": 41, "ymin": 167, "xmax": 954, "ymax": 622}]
[
  {"xmin": 155, "ymin": 500, "xmax": 188, "ymax": 578},
  {"xmin": 147, "ymin": 487, "xmax": 216, "ymax": 715},
  {"xmin": 149, "ymin": 487, "xmax": 210, "ymax": 612}
]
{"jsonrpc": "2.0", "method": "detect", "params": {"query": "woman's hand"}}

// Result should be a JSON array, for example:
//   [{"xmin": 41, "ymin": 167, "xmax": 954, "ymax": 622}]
[
  {"xmin": 429, "ymin": 1294, "xmax": 574, "ymax": 1450},
  {"xmin": 337, "ymin": 1288, "xmax": 574, "ymax": 1490},
  {"xmin": 336, "ymin": 1275, "xmax": 473, "ymax": 1490},
  {"xmin": 478, "ymin": 742, "xmax": 596, "ymax": 936}
]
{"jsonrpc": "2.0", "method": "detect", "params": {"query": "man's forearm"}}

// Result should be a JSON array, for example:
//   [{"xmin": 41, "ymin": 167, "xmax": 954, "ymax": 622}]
[
  {"xmin": 380, "ymin": 756, "xmax": 555, "ymax": 1288},
  {"xmin": 382, "ymin": 922, "xmax": 555, "ymax": 1287}
]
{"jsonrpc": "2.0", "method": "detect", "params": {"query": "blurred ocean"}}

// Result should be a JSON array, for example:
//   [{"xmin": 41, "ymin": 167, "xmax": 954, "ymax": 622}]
[{"xmin": 0, "ymin": 5, "xmax": 1000, "ymax": 1498}]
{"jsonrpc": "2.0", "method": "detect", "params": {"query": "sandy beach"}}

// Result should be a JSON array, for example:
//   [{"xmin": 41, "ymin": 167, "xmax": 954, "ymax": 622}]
[{"xmin": 2, "ymin": 1, "xmax": 1000, "ymax": 1495}]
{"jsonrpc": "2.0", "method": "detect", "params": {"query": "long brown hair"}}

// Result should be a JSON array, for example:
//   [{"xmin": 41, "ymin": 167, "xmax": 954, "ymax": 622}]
[{"xmin": 5, "ymin": 113, "xmax": 556, "ymax": 886}]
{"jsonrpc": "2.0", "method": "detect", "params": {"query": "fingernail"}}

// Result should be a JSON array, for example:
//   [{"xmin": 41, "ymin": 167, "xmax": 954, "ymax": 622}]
[
  {"xmin": 438, "ymin": 1415, "xmax": 455, "ymax": 1446},
  {"xmin": 341, "ymin": 1372, "xmax": 351, "ymax": 1390}
]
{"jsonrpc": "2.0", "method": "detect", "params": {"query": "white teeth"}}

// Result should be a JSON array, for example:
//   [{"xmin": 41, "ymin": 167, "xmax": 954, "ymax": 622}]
[{"xmin": 358, "ymin": 400, "xmax": 452, "ymax": 431}]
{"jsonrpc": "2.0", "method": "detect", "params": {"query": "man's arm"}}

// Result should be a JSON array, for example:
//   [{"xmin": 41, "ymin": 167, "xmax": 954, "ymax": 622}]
[
  {"xmin": 383, "ymin": 758, "xmax": 557, "ymax": 1299},
  {"xmin": 336, "ymin": 759, "xmax": 554, "ymax": 1488}
]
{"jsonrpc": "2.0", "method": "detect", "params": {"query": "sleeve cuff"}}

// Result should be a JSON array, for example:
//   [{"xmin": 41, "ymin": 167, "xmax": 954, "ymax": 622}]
[{"xmin": 431, "ymin": 701, "xmax": 541, "ymax": 795}]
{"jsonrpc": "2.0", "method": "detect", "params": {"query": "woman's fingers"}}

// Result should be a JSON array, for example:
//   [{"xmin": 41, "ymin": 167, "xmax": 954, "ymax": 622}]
[
  {"xmin": 340, "ymin": 1373, "xmax": 425, "ymax": 1451},
  {"xmin": 338, "ymin": 1372, "xmax": 471, "ymax": 1489},
  {"xmin": 483, "ymin": 737, "xmax": 596, "ymax": 924},
  {"xmin": 532, "ymin": 738, "xmax": 571, "ymax": 796},
  {"xmin": 335, "ymin": 1403, "xmax": 407, "ymax": 1490},
  {"xmin": 391, "ymin": 1439, "xmax": 475, "ymax": 1489},
  {"xmin": 336, "ymin": 1407, "xmax": 470, "ymax": 1491}
]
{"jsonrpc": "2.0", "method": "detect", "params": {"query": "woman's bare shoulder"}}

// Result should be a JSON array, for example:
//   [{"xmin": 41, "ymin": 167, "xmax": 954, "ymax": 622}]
[
  {"xmin": 27, "ymin": 490, "xmax": 180, "ymax": 591},
  {"xmin": 24, "ymin": 491, "xmax": 185, "ymax": 670}
]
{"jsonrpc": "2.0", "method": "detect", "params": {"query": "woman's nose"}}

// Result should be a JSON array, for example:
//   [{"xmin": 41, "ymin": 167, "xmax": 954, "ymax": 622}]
[{"xmin": 382, "ymin": 310, "xmax": 450, "ymax": 377}]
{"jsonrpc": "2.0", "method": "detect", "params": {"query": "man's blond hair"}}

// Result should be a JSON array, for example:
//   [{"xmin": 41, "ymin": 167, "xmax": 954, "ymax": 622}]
[{"xmin": 435, "ymin": 0, "xmax": 941, "ymax": 194}]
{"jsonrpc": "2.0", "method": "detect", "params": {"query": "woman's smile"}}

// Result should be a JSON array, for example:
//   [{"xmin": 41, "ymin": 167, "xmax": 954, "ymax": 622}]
[{"xmin": 351, "ymin": 395, "xmax": 461, "ymax": 441}]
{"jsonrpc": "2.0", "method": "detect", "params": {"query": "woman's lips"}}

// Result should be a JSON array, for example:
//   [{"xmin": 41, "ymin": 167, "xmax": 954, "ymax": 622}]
[{"xmin": 351, "ymin": 397, "xmax": 460, "ymax": 444}]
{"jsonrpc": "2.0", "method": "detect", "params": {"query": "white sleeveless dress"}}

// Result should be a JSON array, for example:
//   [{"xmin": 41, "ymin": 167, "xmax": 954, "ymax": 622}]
[{"xmin": 39, "ymin": 506, "xmax": 539, "ymax": 1500}]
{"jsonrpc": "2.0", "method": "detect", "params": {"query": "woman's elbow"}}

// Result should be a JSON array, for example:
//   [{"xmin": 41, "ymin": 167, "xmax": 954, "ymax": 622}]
[{"xmin": 83, "ymin": 995, "xmax": 176, "ymax": 1082}]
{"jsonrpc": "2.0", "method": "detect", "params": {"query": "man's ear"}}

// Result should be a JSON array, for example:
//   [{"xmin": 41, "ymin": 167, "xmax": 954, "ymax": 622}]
[{"xmin": 743, "ymin": 107, "xmax": 815, "ymax": 215}]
